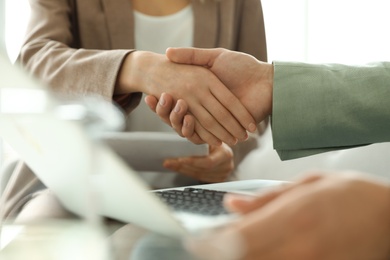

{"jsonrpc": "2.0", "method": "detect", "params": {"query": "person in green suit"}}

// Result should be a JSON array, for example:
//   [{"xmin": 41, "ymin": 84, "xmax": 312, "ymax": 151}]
[{"xmin": 145, "ymin": 47, "xmax": 390, "ymax": 260}]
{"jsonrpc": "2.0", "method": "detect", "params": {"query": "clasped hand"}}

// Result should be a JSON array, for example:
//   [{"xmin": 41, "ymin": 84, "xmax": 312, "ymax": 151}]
[{"xmin": 145, "ymin": 47, "xmax": 274, "ymax": 146}]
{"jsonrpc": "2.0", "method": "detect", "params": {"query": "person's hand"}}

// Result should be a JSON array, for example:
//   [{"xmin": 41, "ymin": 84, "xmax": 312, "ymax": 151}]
[
  {"xmin": 166, "ymin": 47, "xmax": 274, "ymax": 124},
  {"xmin": 145, "ymin": 48, "xmax": 274, "ymax": 143},
  {"xmin": 163, "ymin": 143, "xmax": 234, "ymax": 183},
  {"xmin": 183, "ymin": 172, "xmax": 390, "ymax": 260},
  {"xmin": 145, "ymin": 93, "xmax": 209, "ymax": 144},
  {"xmin": 116, "ymin": 51, "xmax": 257, "ymax": 146},
  {"xmin": 145, "ymin": 93, "xmax": 259, "ymax": 145}
]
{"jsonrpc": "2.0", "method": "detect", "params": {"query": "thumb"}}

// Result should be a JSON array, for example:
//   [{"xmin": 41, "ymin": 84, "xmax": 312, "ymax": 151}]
[{"xmin": 166, "ymin": 47, "xmax": 222, "ymax": 67}]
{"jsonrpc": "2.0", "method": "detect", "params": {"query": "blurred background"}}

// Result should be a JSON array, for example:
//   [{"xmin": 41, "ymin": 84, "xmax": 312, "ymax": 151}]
[{"xmin": 5, "ymin": 0, "xmax": 390, "ymax": 63}]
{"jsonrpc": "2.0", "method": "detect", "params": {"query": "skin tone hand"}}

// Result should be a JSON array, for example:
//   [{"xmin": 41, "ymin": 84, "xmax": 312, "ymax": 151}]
[
  {"xmin": 145, "ymin": 93, "xmax": 209, "ymax": 144},
  {"xmin": 163, "ymin": 143, "xmax": 234, "ymax": 183},
  {"xmin": 183, "ymin": 172, "xmax": 390, "ymax": 260},
  {"xmin": 146, "ymin": 94, "xmax": 236, "ymax": 182},
  {"xmin": 116, "ymin": 51, "xmax": 257, "ymax": 146},
  {"xmin": 145, "ymin": 47, "xmax": 274, "ymax": 142}
]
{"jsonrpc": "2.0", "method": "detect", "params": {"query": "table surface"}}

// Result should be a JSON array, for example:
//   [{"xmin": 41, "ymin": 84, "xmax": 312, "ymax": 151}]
[{"xmin": 1, "ymin": 220, "xmax": 206, "ymax": 260}]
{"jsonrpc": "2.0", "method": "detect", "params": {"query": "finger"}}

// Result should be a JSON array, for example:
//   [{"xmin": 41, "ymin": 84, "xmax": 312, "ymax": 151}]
[
  {"xmin": 195, "ymin": 121, "xmax": 222, "ymax": 146},
  {"xmin": 224, "ymin": 190, "xmax": 284, "ymax": 214},
  {"xmin": 182, "ymin": 114, "xmax": 196, "ymax": 138},
  {"xmin": 181, "ymin": 113, "xmax": 235, "ymax": 147},
  {"xmin": 144, "ymin": 95, "xmax": 158, "ymax": 112},
  {"xmin": 165, "ymin": 97, "xmax": 228, "ymax": 145},
  {"xmin": 189, "ymin": 102, "xmax": 239, "ymax": 146},
  {"xmin": 166, "ymin": 47, "xmax": 222, "ymax": 68},
  {"xmin": 183, "ymin": 144, "xmax": 232, "ymax": 169},
  {"xmin": 225, "ymin": 174, "xmax": 324, "ymax": 214},
  {"xmin": 188, "ymin": 116, "xmax": 222, "ymax": 146},
  {"xmin": 155, "ymin": 92, "xmax": 175, "ymax": 127},
  {"xmin": 180, "ymin": 114, "xmax": 205, "ymax": 144},
  {"xmin": 178, "ymin": 160, "xmax": 231, "ymax": 182},
  {"xmin": 199, "ymin": 86, "xmax": 250, "ymax": 141},
  {"xmin": 170, "ymin": 99, "xmax": 187, "ymax": 136},
  {"xmin": 224, "ymin": 182, "xmax": 295, "ymax": 214},
  {"xmin": 208, "ymin": 85, "xmax": 256, "ymax": 135},
  {"xmin": 163, "ymin": 144, "xmax": 233, "ymax": 183},
  {"xmin": 164, "ymin": 158, "xmax": 231, "ymax": 183},
  {"xmin": 294, "ymin": 172, "xmax": 324, "ymax": 184},
  {"xmin": 167, "ymin": 164, "xmax": 229, "ymax": 183},
  {"xmin": 168, "ymin": 103, "xmax": 208, "ymax": 144},
  {"xmin": 147, "ymin": 93, "xmax": 230, "ymax": 145},
  {"xmin": 185, "ymin": 75, "xmax": 249, "ymax": 141}
]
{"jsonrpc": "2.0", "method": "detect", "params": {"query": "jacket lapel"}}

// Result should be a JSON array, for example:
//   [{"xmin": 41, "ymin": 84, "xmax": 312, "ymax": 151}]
[
  {"xmin": 101, "ymin": 0, "xmax": 135, "ymax": 49},
  {"xmin": 192, "ymin": 0, "xmax": 218, "ymax": 48}
]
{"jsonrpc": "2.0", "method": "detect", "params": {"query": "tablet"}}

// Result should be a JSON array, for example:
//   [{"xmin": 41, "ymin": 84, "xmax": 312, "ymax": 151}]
[{"xmin": 100, "ymin": 131, "xmax": 209, "ymax": 172}]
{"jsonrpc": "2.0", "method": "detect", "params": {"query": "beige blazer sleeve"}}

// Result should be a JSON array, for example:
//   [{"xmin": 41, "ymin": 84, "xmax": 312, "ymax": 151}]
[{"xmin": 18, "ymin": 0, "xmax": 141, "ymax": 112}]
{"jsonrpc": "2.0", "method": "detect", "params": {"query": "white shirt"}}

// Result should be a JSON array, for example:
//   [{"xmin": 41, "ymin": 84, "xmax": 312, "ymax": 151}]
[{"xmin": 134, "ymin": 5, "xmax": 194, "ymax": 55}]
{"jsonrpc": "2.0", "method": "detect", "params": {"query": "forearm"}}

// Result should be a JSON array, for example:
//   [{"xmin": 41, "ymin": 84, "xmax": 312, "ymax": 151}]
[
  {"xmin": 19, "ymin": 39, "xmax": 142, "ymax": 112},
  {"xmin": 19, "ymin": 42, "xmax": 132, "ymax": 98},
  {"xmin": 20, "ymin": 0, "xmax": 132, "ymax": 100},
  {"xmin": 115, "ymin": 51, "xmax": 164, "ymax": 95}
]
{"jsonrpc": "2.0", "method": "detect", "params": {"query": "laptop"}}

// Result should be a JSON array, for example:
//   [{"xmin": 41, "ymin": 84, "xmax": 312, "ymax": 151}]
[{"xmin": 0, "ymin": 53, "xmax": 283, "ymax": 238}]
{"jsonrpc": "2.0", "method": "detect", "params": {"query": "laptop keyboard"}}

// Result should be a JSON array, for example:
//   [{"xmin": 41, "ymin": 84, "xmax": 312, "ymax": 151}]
[{"xmin": 154, "ymin": 188, "xmax": 229, "ymax": 216}]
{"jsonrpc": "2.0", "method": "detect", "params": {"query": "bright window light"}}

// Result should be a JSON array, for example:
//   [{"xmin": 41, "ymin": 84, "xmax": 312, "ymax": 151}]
[
  {"xmin": 262, "ymin": 0, "xmax": 390, "ymax": 63},
  {"xmin": 4, "ymin": 0, "xmax": 390, "ymax": 64},
  {"xmin": 5, "ymin": 0, "xmax": 30, "ymax": 63}
]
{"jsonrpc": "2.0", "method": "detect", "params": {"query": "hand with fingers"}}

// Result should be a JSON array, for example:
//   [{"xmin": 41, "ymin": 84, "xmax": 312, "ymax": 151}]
[
  {"xmin": 145, "ymin": 94, "xmax": 240, "ymax": 184},
  {"xmin": 121, "ymin": 51, "xmax": 256, "ymax": 146},
  {"xmin": 145, "ymin": 93, "xmax": 208, "ymax": 144},
  {"xmin": 163, "ymin": 143, "xmax": 234, "ymax": 183},
  {"xmin": 145, "ymin": 47, "xmax": 274, "ymax": 144},
  {"xmin": 182, "ymin": 172, "xmax": 390, "ymax": 260}
]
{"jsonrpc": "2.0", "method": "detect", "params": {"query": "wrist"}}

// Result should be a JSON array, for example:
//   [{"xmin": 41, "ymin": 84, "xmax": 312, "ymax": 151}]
[
  {"xmin": 255, "ymin": 62, "xmax": 274, "ymax": 117},
  {"xmin": 267, "ymin": 63, "xmax": 274, "ymax": 115},
  {"xmin": 115, "ymin": 51, "xmax": 153, "ymax": 95}
]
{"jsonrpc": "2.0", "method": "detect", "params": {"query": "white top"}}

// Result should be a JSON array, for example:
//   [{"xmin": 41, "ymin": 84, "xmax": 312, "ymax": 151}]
[
  {"xmin": 134, "ymin": 5, "xmax": 194, "ymax": 55},
  {"xmin": 128, "ymin": 5, "xmax": 195, "ymax": 187}
]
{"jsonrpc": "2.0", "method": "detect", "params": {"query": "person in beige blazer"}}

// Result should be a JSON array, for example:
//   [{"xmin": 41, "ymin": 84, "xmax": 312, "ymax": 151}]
[{"xmin": 1, "ymin": 0, "xmax": 267, "ymax": 222}]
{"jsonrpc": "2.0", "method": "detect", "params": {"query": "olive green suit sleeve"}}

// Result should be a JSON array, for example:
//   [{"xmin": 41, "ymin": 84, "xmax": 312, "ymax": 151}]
[{"xmin": 271, "ymin": 61, "xmax": 390, "ymax": 160}]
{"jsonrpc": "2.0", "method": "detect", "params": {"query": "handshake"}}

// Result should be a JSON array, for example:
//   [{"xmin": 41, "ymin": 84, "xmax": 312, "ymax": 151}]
[{"xmin": 144, "ymin": 47, "xmax": 275, "ymax": 147}]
